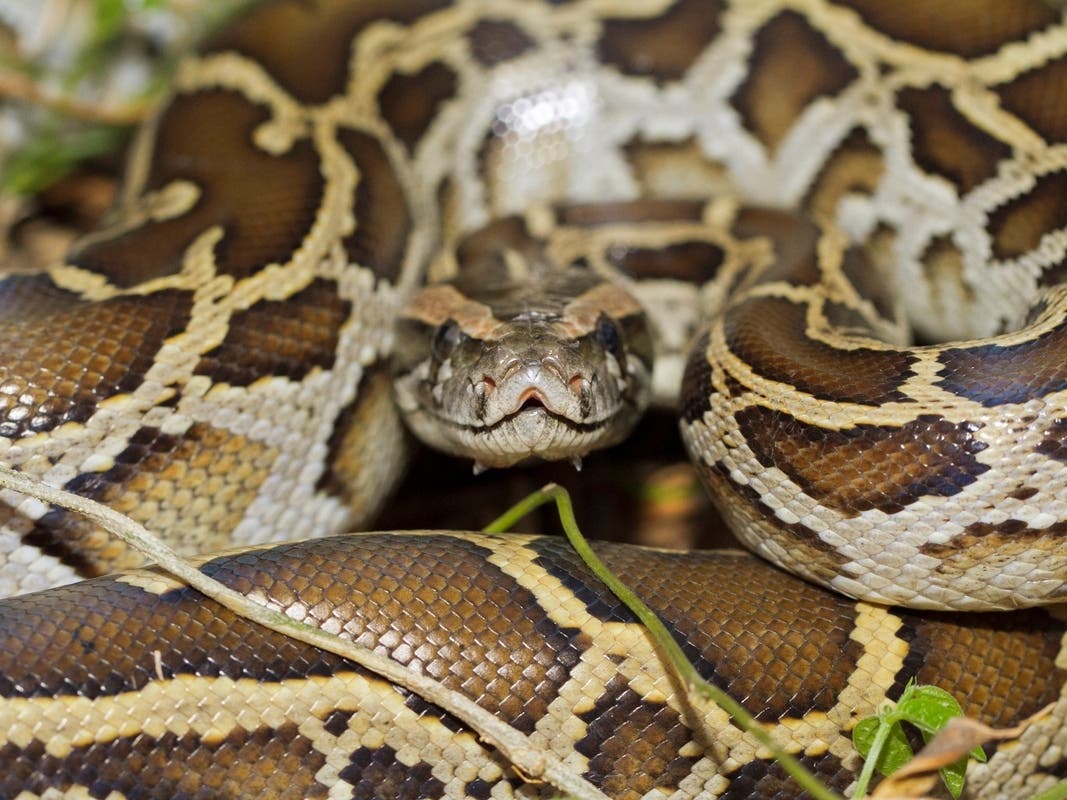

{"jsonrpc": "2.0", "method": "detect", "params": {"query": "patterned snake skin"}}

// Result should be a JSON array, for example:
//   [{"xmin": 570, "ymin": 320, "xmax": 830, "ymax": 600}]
[{"xmin": 3, "ymin": 0, "xmax": 1067, "ymax": 797}]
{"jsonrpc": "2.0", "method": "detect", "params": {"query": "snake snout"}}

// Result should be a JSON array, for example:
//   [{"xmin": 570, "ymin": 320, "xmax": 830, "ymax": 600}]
[{"xmin": 516, "ymin": 386, "xmax": 547, "ymax": 410}]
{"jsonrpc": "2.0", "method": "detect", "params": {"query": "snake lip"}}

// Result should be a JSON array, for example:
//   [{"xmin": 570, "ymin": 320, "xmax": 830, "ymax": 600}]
[
  {"xmin": 452, "ymin": 402, "xmax": 612, "ymax": 435},
  {"xmin": 419, "ymin": 388, "xmax": 633, "ymax": 469}
]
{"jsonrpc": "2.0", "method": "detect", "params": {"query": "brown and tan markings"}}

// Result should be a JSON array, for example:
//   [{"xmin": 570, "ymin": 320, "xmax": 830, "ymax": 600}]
[
  {"xmin": 734, "ymin": 408, "xmax": 990, "ymax": 515},
  {"xmin": 721, "ymin": 297, "xmax": 917, "ymax": 405},
  {"xmin": 378, "ymin": 62, "xmax": 460, "ymax": 156},
  {"xmin": 72, "ymin": 90, "xmax": 327, "ymax": 286},
  {"xmin": 897, "ymin": 86, "xmax": 1012, "ymax": 196},
  {"xmin": 597, "ymin": 0, "xmax": 725, "ymax": 83},
  {"xmin": 338, "ymin": 129, "xmax": 414, "ymax": 282},
  {"xmin": 4, "ymin": 534, "xmax": 1065, "ymax": 798},
  {"xmin": 0, "ymin": 289, "xmax": 193, "ymax": 438},
  {"xmin": 201, "ymin": 0, "xmax": 451, "ymax": 105},
  {"xmin": 996, "ymin": 53, "xmax": 1067, "ymax": 144},
  {"xmin": 987, "ymin": 170, "xmax": 1067, "ymax": 263},
  {"xmin": 936, "ymin": 325, "xmax": 1067, "ymax": 406},
  {"xmin": 730, "ymin": 10, "xmax": 858, "ymax": 153}
]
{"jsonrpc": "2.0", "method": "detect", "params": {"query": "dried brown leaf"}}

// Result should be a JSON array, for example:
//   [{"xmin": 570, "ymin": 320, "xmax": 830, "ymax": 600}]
[{"xmin": 870, "ymin": 704, "xmax": 1053, "ymax": 799}]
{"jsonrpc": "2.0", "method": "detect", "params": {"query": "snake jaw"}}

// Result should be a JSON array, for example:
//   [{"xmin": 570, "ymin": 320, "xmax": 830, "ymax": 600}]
[{"xmin": 396, "ymin": 337, "xmax": 651, "ymax": 468}]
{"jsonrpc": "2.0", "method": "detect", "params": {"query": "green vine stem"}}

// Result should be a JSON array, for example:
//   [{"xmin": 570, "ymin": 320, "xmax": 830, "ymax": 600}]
[
  {"xmin": 1027, "ymin": 781, "xmax": 1067, "ymax": 800},
  {"xmin": 484, "ymin": 482, "xmax": 843, "ymax": 800}
]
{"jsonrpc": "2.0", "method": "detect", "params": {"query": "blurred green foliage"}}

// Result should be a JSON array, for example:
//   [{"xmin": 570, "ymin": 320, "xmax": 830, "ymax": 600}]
[{"xmin": 1, "ymin": 0, "xmax": 249, "ymax": 195}]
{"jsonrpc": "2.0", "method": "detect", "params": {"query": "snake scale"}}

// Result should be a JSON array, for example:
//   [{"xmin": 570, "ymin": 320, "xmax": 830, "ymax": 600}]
[{"xmin": 3, "ymin": 0, "xmax": 1067, "ymax": 797}]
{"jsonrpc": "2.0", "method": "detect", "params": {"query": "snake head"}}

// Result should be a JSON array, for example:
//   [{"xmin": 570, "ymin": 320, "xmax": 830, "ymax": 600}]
[{"xmin": 393, "ymin": 265, "xmax": 653, "ymax": 469}]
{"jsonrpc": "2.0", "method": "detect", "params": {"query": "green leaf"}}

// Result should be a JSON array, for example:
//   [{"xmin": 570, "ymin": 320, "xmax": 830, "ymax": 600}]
[
  {"xmin": 93, "ymin": 0, "xmax": 128, "ymax": 40},
  {"xmin": 894, "ymin": 684, "xmax": 986, "ymax": 763},
  {"xmin": 1, "ymin": 124, "xmax": 125, "ymax": 195},
  {"xmin": 1029, "ymin": 779, "xmax": 1067, "ymax": 800},
  {"xmin": 853, "ymin": 716, "xmax": 915, "ymax": 778},
  {"xmin": 890, "ymin": 685, "xmax": 984, "ymax": 800},
  {"xmin": 894, "ymin": 685, "xmax": 963, "ymax": 736},
  {"xmin": 938, "ymin": 753, "xmax": 971, "ymax": 800},
  {"xmin": 852, "ymin": 683, "xmax": 989, "ymax": 800}
]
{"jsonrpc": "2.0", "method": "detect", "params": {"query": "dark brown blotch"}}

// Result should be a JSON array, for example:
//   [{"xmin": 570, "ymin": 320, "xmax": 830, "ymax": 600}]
[
  {"xmin": 0, "ymin": 289, "xmax": 192, "ymax": 440},
  {"xmin": 986, "ymin": 170, "xmax": 1067, "ymax": 261},
  {"xmin": 936, "ymin": 325, "xmax": 1067, "ymax": 406},
  {"xmin": 679, "ymin": 329, "xmax": 713, "ymax": 423},
  {"xmin": 467, "ymin": 18, "xmax": 534, "ymax": 66},
  {"xmin": 724, "ymin": 297, "xmax": 915, "ymax": 405},
  {"xmin": 203, "ymin": 534, "xmax": 584, "ymax": 735},
  {"xmin": 730, "ymin": 209, "xmax": 823, "ymax": 287},
  {"xmin": 73, "ymin": 90, "xmax": 324, "ymax": 285},
  {"xmin": 735, "ymin": 407, "xmax": 990, "ymax": 515},
  {"xmin": 455, "ymin": 215, "xmax": 540, "ymax": 273},
  {"xmin": 202, "ymin": 0, "xmax": 449, "ymax": 104},
  {"xmin": 0, "ymin": 724, "xmax": 328, "ymax": 799},
  {"xmin": 576, "ymin": 676, "xmax": 699, "ymax": 799},
  {"xmin": 321, "ymin": 708, "xmax": 355, "ymax": 737},
  {"xmin": 1037, "ymin": 418, "xmax": 1067, "ymax": 462},
  {"xmin": 557, "ymin": 199, "xmax": 705, "ymax": 228},
  {"xmin": 823, "ymin": 302, "xmax": 879, "ymax": 338},
  {"xmin": 605, "ymin": 240, "xmax": 725, "ymax": 284},
  {"xmin": 342, "ymin": 745, "xmax": 446, "ymax": 800},
  {"xmin": 730, "ymin": 11, "xmax": 857, "ymax": 152},
  {"xmin": 529, "ymin": 537, "xmax": 861, "ymax": 721},
  {"xmin": 0, "ymin": 533, "xmax": 583, "ymax": 733},
  {"xmin": 338, "ymin": 129, "xmax": 413, "ymax": 282},
  {"xmin": 0, "ymin": 273, "xmax": 83, "ymax": 322},
  {"xmin": 841, "ymin": 246, "xmax": 896, "ymax": 322},
  {"xmin": 832, "ymin": 0, "xmax": 1058, "ymax": 58},
  {"xmin": 898, "ymin": 85, "xmax": 1010, "ymax": 194},
  {"xmin": 997, "ymin": 55, "xmax": 1067, "ymax": 144},
  {"xmin": 195, "ymin": 278, "xmax": 350, "ymax": 386},
  {"xmin": 597, "ymin": 0, "xmax": 724, "ymax": 83},
  {"xmin": 721, "ymin": 751, "xmax": 855, "ymax": 798},
  {"xmin": 895, "ymin": 607, "xmax": 1066, "ymax": 727},
  {"xmin": 0, "ymin": 566, "xmax": 351, "ymax": 698},
  {"xmin": 378, "ymin": 61, "xmax": 459, "ymax": 154}
]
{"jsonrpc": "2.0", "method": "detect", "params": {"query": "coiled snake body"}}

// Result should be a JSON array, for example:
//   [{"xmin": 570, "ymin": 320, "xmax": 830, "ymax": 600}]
[{"xmin": 3, "ymin": 0, "xmax": 1067, "ymax": 797}]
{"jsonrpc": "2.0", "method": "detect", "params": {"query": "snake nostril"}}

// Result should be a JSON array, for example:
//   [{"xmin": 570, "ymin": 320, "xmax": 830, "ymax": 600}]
[
  {"xmin": 570, "ymin": 375, "xmax": 592, "ymax": 417},
  {"xmin": 473, "ymin": 376, "xmax": 496, "ymax": 401},
  {"xmin": 473, "ymin": 377, "xmax": 496, "ymax": 419}
]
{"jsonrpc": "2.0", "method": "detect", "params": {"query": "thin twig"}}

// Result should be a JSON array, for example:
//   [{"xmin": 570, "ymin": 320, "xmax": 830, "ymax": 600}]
[
  {"xmin": 0, "ymin": 70, "xmax": 153, "ymax": 125},
  {"xmin": 0, "ymin": 465, "xmax": 609, "ymax": 800}
]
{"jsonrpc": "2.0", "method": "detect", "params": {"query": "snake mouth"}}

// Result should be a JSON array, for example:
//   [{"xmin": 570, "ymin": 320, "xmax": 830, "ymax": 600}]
[
  {"xmin": 465, "ymin": 403, "xmax": 612, "ymax": 435},
  {"xmin": 439, "ymin": 392, "xmax": 618, "ymax": 436},
  {"xmin": 410, "ymin": 391, "xmax": 637, "ymax": 469}
]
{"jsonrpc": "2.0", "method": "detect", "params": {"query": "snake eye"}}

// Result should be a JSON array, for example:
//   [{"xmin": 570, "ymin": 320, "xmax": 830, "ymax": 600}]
[
  {"xmin": 594, "ymin": 314, "xmax": 625, "ymax": 362},
  {"xmin": 432, "ymin": 319, "xmax": 466, "ymax": 361}
]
